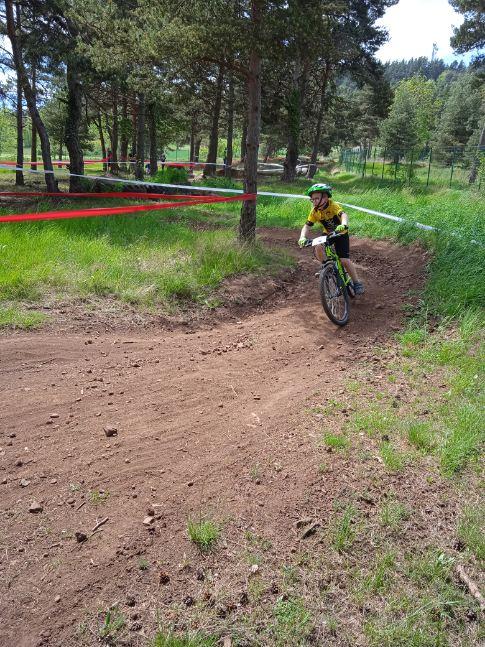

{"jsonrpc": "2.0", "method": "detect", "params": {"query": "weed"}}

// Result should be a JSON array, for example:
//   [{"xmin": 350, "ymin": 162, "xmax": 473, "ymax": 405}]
[
  {"xmin": 187, "ymin": 518, "xmax": 219, "ymax": 552},
  {"xmin": 138, "ymin": 557, "xmax": 149, "ymax": 571},
  {"xmin": 332, "ymin": 505, "xmax": 357, "ymax": 553},
  {"xmin": 379, "ymin": 499, "xmax": 410, "ymax": 530},
  {"xmin": 152, "ymin": 631, "xmax": 217, "ymax": 647},
  {"xmin": 99, "ymin": 606, "xmax": 125, "ymax": 640},
  {"xmin": 379, "ymin": 441, "xmax": 406, "ymax": 472},
  {"xmin": 282, "ymin": 564, "xmax": 300, "ymax": 587},
  {"xmin": 272, "ymin": 597, "xmax": 313, "ymax": 646},
  {"xmin": 350, "ymin": 407, "xmax": 397, "ymax": 437},
  {"xmin": 323, "ymin": 432, "xmax": 349, "ymax": 450},
  {"xmin": 406, "ymin": 420, "xmax": 436, "ymax": 453},
  {"xmin": 249, "ymin": 462, "xmax": 262, "ymax": 482},
  {"xmin": 247, "ymin": 576, "xmax": 266, "ymax": 603},
  {"xmin": 457, "ymin": 506, "xmax": 485, "ymax": 564},
  {"xmin": 357, "ymin": 551, "xmax": 396, "ymax": 600},
  {"xmin": 89, "ymin": 489, "xmax": 109, "ymax": 505}
]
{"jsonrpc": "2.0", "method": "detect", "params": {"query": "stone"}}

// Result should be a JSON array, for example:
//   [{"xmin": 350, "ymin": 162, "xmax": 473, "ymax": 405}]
[
  {"xmin": 20, "ymin": 479, "xmax": 31, "ymax": 488},
  {"xmin": 29, "ymin": 501, "xmax": 43, "ymax": 513},
  {"xmin": 103, "ymin": 425, "xmax": 118, "ymax": 437}
]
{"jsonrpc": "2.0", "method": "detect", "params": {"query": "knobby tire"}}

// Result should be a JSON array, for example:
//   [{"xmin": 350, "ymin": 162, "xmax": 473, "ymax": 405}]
[{"xmin": 319, "ymin": 263, "xmax": 349, "ymax": 326}]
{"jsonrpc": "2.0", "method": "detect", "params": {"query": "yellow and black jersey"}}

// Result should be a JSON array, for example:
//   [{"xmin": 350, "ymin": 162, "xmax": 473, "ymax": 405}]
[{"xmin": 306, "ymin": 199, "xmax": 344, "ymax": 234}]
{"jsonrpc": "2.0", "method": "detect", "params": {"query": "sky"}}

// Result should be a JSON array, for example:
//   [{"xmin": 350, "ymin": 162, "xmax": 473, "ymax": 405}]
[{"xmin": 376, "ymin": 0, "xmax": 469, "ymax": 63}]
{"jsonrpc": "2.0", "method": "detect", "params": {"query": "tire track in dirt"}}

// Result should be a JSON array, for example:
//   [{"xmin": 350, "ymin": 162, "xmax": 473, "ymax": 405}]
[{"xmin": 0, "ymin": 231, "xmax": 427, "ymax": 647}]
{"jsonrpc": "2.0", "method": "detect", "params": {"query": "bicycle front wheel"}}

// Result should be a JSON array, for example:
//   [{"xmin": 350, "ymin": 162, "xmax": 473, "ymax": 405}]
[{"xmin": 319, "ymin": 264, "xmax": 349, "ymax": 326}]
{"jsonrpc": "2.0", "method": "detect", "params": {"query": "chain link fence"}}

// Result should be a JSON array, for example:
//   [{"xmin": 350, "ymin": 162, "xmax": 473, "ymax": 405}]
[{"xmin": 340, "ymin": 146, "xmax": 485, "ymax": 190}]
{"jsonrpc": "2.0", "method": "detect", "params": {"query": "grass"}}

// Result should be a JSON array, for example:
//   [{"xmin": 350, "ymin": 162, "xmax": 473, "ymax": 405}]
[
  {"xmin": 457, "ymin": 506, "xmax": 485, "ymax": 564},
  {"xmin": 0, "ymin": 188, "xmax": 292, "ymax": 325},
  {"xmin": 0, "ymin": 305, "xmax": 47, "ymax": 328},
  {"xmin": 89, "ymin": 489, "xmax": 109, "ymax": 505},
  {"xmin": 187, "ymin": 518, "xmax": 220, "ymax": 552},
  {"xmin": 331, "ymin": 505, "xmax": 357, "ymax": 553},
  {"xmin": 271, "ymin": 597, "xmax": 313, "ymax": 646},
  {"xmin": 322, "ymin": 432, "xmax": 349, "ymax": 450},
  {"xmin": 379, "ymin": 499, "xmax": 410, "ymax": 530},
  {"xmin": 98, "ymin": 606, "xmax": 125, "ymax": 640},
  {"xmin": 152, "ymin": 632, "xmax": 218, "ymax": 647}
]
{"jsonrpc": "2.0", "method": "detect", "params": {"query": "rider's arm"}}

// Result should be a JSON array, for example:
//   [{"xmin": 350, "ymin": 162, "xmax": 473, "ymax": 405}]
[
  {"xmin": 300, "ymin": 222, "xmax": 313, "ymax": 240},
  {"xmin": 338, "ymin": 211, "xmax": 349, "ymax": 227}
]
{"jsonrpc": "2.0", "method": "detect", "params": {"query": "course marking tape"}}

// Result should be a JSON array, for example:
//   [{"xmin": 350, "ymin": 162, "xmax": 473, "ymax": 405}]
[
  {"xmin": 0, "ymin": 193, "xmax": 256, "ymax": 223},
  {"xmin": 1, "ymin": 165, "xmax": 482, "ymax": 244}
]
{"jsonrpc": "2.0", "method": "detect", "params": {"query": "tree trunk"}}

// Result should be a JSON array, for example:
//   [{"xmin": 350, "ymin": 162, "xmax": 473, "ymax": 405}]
[
  {"xmin": 15, "ymin": 3, "xmax": 24, "ymax": 186},
  {"xmin": 148, "ymin": 103, "xmax": 158, "ymax": 176},
  {"xmin": 65, "ymin": 60, "xmax": 84, "ymax": 192},
  {"xmin": 309, "ymin": 63, "xmax": 330, "ymax": 179},
  {"xmin": 58, "ymin": 141, "xmax": 63, "ymax": 168},
  {"xmin": 194, "ymin": 137, "xmax": 201, "ymax": 162},
  {"xmin": 96, "ymin": 114, "xmax": 107, "ymax": 169},
  {"xmin": 225, "ymin": 74, "xmax": 234, "ymax": 179},
  {"xmin": 135, "ymin": 92, "xmax": 145, "ymax": 180},
  {"xmin": 239, "ymin": 7, "xmax": 261, "ymax": 243},
  {"xmin": 282, "ymin": 58, "xmax": 306, "ymax": 182},
  {"xmin": 5, "ymin": 0, "xmax": 57, "ymax": 192},
  {"xmin": 120, "ymin": 94, "xmax": 128, "ymax": 171},
  {"xmin": 469, "ymin": 124, "xmax": 485, "ymax": 184},
  {"xmin": 30, "ymin": 65, "xmax": 37, "ymax": 172},
  {"xmin": 189, "ymin": 115, "xmax": 196, "ymax": 162},
  {"xmin": 240, "ymin": 118, "xmax": 248, "ymax": 162},
  {"xmin": 131, "ymin": 101, "xmax": 137, "ymax": 157},
  {"xmin": 110, "ymin": 87, "xmax": 119, "ymax": 173},
  {"xmin": 204, "ymin": 65, "xmax": 224, "ymax": 176}
]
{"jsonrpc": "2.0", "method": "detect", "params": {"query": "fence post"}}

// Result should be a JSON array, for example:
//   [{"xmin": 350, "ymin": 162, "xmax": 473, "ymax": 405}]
[
  {"xmin": 426, "ymin": 148, "xmax": 432, "ymax": 187},
  {"xmin": 449, "ymin": 146, "xmax": 456, "ymax": 188},
  {"xmin": 408, "ymin": 149, "xmax": 414, "ymax": 185},
  {"xmin": 362, "ymin": 147, "xmax": 367, "ymax": 178},
  {"xmin": 394, "ymin": 151, "xmax": 398, "ymax": 182},
  {"xmin": 381, "ymin": 148, "xmax": 386, "ymax": 180},
  {"xmin": 371, "ymin": 147, "xmax": 377, "ymax": 176}
]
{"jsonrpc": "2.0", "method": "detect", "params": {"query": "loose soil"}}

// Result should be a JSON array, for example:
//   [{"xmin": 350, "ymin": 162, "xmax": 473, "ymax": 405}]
[{"xmin": 0, "ymin": 230, "xmax": 430, "ymax": 647}]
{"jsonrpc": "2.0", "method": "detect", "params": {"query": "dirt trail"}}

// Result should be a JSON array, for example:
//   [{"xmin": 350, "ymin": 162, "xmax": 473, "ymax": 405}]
[{"xmin": 0, "ymin": 231, "xmax": 427, "ymax": 647}]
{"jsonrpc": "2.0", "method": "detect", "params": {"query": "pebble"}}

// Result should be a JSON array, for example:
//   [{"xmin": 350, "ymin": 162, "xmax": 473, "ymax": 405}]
[
  {"xmin": 143, "ymin": 516, "xmax": 154, "ymax": 526},
  {"xmin": 54, "ymin": 595, "xmax": 61, "ymax": 603},
  {"xmin": 20, "ymin": 479, "xmax": 31, "ymax": 488},
  {"xmin": 104, "ymin": 425, "xmax": 118, "ymax": 437},
  {"xmin": 75, "ymin": 532, "xmax": 88, "ymax": 543},
  {"xmin": 29, "ymin": 501, "xmax": 43, "ymax": 513}
]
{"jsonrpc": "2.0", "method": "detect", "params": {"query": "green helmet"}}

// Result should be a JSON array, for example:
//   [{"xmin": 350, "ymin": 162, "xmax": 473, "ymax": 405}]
[{"xmin": 306, "ymin": 183, "xmax": 332, "ymax": 198}]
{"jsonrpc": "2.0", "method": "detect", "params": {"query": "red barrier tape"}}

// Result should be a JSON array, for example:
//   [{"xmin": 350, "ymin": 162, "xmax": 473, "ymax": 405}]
[
  {"xmin": 0, "ymin": 191, "xmax": 212, "ymax": 201},
  {"xmin": 0, "ymin": 193, "xmax": 256, "ymax": 223}
]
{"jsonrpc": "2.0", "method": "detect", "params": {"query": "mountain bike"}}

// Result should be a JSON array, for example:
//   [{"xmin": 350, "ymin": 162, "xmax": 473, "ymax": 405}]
[{"xmin": 303, "ymin": 233, "xmax": 355, "ymax": 326}]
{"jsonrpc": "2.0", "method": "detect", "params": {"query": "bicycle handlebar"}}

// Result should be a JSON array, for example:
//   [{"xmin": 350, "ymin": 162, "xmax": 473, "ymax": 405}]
[{"xmin": 302, "ymin": 230, "xmax": 345, "ymax": 248}]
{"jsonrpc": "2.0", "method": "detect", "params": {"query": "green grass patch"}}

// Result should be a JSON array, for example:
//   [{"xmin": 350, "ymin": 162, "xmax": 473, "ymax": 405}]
[
  {"xmin": 379, "ymin": 499, "xmax": 410, "ymax": 530},
  {"xmin": 152, "ymin": 632, "xmax": 218, "ymax": 647},
  {"xmin": 331, "ymin": 505, "xmax": 357, "ymax": 553},
  {"xmin": 187, "ymin": 518, "xmax": 220, "ymax": 552},
  {"xmin": 271, "ymin": 597, "xmax": 313, "ymax": 646},
  {"xmin": 0, "ymin": 197, "xmax": 292, "ymax": 313},
  {"xmin": 322, "ymin": 432, "xmax": 349, "ymax": 450},
  {"xmin": 457, "ymin": 506, "xmax": 485, "ymax": 564},
  {"xmin": 0, "ymin": 305, "xmax": 47, "ymax": 329}
]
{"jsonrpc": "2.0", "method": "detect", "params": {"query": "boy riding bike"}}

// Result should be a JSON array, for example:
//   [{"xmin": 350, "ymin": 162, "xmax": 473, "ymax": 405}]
[{"xmin": 298, "ymin": 183, "xmax": 364, "ymax": 295}]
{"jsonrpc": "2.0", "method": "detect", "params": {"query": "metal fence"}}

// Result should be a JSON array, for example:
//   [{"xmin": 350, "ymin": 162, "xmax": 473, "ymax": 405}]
[{"xmin": 340, "ymin": 146, "xmax": 485, "ymax": 190}]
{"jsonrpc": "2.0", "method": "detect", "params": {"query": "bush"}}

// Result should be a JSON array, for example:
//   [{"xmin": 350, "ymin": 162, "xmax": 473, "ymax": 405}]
[{"xmin": 153, "ymin": 167, "xmax": 189, "ymax": 185}]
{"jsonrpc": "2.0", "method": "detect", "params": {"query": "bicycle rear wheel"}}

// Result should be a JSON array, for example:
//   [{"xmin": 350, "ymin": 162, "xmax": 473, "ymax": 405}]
[{"xmin": 319, "ymin": 264, "xmax": 349, "ymax": 326}]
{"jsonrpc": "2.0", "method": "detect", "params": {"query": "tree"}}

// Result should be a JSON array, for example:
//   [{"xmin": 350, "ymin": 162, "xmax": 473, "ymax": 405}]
[
  {"xmin": 3, "ymin": 0, "xmax": 58, "ymax": 191},
  {"xmin": 380, "ymin": 76, "xmax": 439, "ymax": 157},
  {"xmin": 449, "ymin": 1, "xmax": 485, "ymax": 60}
]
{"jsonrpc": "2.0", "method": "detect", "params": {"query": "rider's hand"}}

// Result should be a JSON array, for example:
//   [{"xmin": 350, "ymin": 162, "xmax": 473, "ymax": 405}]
[
  {"xmin": 298, "ymin": 237, "xmax": 308, "ymax": 248},
  {"xmin": 335, "ymin": 224, "xmax": 348, "ymax": 233}
]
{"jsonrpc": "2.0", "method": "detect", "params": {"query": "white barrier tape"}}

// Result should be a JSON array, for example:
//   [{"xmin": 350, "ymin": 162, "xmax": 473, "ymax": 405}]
[{"xmin": 2, "ymin": 165, "xmax": 482, "ymax": 245}]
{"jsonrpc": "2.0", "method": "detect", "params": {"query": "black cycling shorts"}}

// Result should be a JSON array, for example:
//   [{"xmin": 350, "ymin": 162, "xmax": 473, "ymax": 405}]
[{"xmin": 332, "ymin": 233, "xmax": 350, "ymax": 259}]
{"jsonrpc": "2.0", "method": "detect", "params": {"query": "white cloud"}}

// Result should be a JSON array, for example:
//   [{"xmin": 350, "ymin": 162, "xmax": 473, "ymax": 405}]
[{"xmin": 376, "ymin": 0, "xmax": 465, "ymax": 62}]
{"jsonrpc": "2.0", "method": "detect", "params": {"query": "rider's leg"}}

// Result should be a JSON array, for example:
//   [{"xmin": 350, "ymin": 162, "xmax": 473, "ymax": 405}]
[
  {"xmin": 341, "ymin": 258, "xmax": 360, "ymax": 284},
  {"xmin": 314, "ymin": 244, "xmax": 326, "ymax": 263}
]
